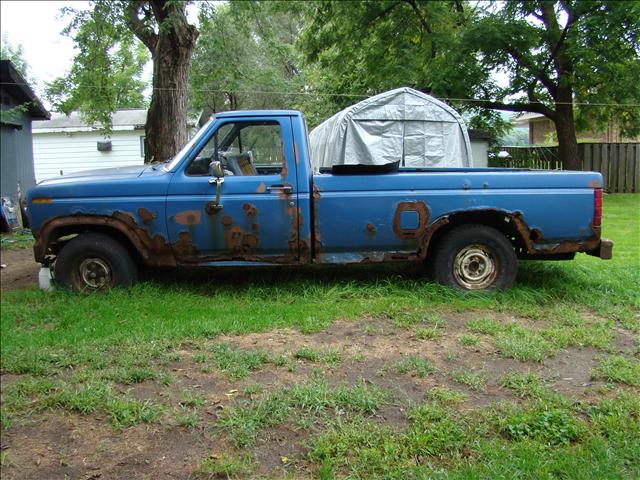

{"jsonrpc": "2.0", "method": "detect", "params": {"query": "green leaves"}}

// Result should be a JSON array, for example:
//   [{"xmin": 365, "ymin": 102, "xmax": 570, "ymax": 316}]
[
  {"xmin": 44, "ymin": 1, "xmax": 149, "ymax": 135},
  {"xmin": 189, "ymin": 1, "xmax": 304, "ymax": 114},
  {"xmin": 1, "ymin": 32, "xmax": 31, "ymax": 82},
  {"xmin": 294, "ymin": 1, "xmax": 640, "ymax": 150}
]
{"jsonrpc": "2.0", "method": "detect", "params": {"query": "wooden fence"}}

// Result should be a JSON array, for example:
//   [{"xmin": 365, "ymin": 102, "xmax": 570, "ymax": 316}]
[{"xmin": 499, "ymin": 143, "xmax": 640, "ymax": 193}]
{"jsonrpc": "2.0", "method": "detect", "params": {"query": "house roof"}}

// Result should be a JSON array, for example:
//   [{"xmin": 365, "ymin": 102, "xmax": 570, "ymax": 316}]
[
  {"xmin": 468, "ymin": 129, "xmax": 492, "ymax": 141},
  {"xmin": 511, "ymin": 112, "xmax": 545, "ymax": 127},
  {"xmin": 33, "ymin": 109, "xmax": 201, "ymax": 133},
  {"xmin": 0, "ymin": 60, "xmax": 50, "ymax": 120}
]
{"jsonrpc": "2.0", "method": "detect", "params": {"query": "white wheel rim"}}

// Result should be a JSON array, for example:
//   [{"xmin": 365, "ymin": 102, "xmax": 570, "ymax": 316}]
[
  {"xmin": 79, "ymin": 257, "xmax": 112, "ymax": 289},
  {"xmin": 453, "ymin": 244, "xmax": 497, "ymax": 290}
]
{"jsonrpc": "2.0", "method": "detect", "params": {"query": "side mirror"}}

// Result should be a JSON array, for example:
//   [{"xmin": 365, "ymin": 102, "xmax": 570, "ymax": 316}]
[{"xmin": 209, "ymin": 160, "xmax": 225, "ymax": 178}]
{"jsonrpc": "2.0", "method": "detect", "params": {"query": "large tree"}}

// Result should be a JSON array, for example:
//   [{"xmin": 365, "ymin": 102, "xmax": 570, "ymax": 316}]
[
  {"xmin": 297, "ymin": 1, "xmax": 640, "ymax": 169},
  {"xmin": 47, "ymin": 0, "xmax": 198, "ymax": 163},
  {"xmin": 463, "ymin": 1, "xmax": 640, "ymax": 169}
]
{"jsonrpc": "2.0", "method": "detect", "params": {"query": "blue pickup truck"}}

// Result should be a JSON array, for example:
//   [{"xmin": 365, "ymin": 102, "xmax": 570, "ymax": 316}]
[{"xmin": 27, "ymin": 110, "xmax": 612, "ymax": 292}]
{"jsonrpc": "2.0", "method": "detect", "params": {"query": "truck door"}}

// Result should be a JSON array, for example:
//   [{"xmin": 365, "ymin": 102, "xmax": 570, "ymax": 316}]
[{"xmin": 166, "ymin": 116, "xmax": 300, "ymax": 264}]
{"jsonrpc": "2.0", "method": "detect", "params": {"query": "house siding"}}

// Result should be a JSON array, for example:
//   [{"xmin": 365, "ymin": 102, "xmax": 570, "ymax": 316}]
[
  {"xmin": 1, "ymin": 107, "xmax": 37, "ymax": 204},
  {"xmin": 33, "ymin": 130, "xmax": 145, "ymax": 182},
  {"xmin": 470, "ymin": 140, "xmax": 489, "ymax": 168},
  {"xmin": 529, "ymin": 118, "xmax": 640, "ymax": 145}
]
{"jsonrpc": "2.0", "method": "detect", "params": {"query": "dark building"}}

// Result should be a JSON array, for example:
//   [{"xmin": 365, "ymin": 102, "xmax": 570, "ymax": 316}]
[{"xmin": 1, "ymin": 59, "xmax": 49, "ymax": 225}]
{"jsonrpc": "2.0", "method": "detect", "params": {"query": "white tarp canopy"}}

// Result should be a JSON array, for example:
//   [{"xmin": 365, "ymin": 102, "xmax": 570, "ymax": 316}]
[{"xmin": 309, "ymin": 87, "xmax": 472, "ymax": 171}]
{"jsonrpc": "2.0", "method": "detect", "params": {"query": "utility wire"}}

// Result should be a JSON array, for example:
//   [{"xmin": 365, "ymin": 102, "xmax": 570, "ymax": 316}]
[{"xmin": 2, "ymin": 81, "xmax": 639, "ymax": 108}]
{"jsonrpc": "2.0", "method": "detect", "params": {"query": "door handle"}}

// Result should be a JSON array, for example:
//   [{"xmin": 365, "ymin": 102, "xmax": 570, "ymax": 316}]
[{"xmin": 267, "ymin": 184, "xmax": 293, "ymax": 194}]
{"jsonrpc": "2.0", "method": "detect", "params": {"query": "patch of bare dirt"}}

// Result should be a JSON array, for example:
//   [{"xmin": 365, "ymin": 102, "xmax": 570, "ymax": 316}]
[
  {"xmin": 0, "ymin": 248, "xmax": 39, "ymax": 291},
  {"xmin": 1, "ymin": 315, "xmax": 629, "ymax": 479},
  {"xmin": 0, "ymin": 413, "xmax": 215, "ymax": 479}
]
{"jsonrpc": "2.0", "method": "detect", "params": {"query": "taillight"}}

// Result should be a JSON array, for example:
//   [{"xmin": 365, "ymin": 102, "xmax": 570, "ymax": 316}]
[{"xmin": 593, "ymin": 187, "xmax": 603, "ymax": 227}]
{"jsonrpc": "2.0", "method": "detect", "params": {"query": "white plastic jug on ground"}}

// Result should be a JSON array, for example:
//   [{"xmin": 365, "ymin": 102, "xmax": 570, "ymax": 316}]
[{"xmin": 38, "ymin": 267, "xmax": 55, "ymax": 291}]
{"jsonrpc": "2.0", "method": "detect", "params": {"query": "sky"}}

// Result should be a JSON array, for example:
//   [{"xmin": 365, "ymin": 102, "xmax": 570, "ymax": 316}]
[
  {"xmin": 1, "ymin": 0, "xmax": 81, "ymax": 99},
  {"xmin": 0, "ymin": 0, "xmax": 199, "ymax": 108}
]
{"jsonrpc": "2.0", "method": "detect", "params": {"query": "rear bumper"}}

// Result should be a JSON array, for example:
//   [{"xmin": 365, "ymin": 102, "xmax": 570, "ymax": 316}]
[{"xmin": 587, "ymin": 237, "xmax": 613, "ymax": 260}]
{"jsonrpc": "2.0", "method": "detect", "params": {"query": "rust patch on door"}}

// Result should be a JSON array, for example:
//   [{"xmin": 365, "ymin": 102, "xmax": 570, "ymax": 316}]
[
  {"xmin": 173, "ymin": 231, "xmax": 198, "ymax": 256},
  {"xmin": 256, "ymin": 182, "xmax": 266, "ymax": 193},
  {"xmin": 243, "ymin": 203, "xmax": 258, "ymax": 219},
  {"xmin": 219, "ymin": 215, "xmax": 259, "ymax": 256},
  {"xmin": 175, "ymin": 210, "xmax": 202, "ymax": 226}
]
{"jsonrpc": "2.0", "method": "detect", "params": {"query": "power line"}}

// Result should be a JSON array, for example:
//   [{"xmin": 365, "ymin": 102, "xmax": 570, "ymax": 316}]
[{"xmin": 2, "ymin": 81, "xmax": 639, "ymax": 108}]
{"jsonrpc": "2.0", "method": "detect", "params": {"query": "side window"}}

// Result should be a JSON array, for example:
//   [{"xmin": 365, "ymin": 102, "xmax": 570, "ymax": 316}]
[{"xmin": 186, "ymin": 121, "xmax": 284, "ymax": 176}]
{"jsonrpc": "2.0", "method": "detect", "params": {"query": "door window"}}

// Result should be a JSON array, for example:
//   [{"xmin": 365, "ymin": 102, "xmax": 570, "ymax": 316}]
[{"xmin": 186, "ymin": 121, "xmax": 284, "ymax": 176}]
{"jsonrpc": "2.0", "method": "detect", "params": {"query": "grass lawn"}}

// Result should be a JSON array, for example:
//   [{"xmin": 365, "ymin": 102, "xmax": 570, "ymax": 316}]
[
  {"xmin": 1, "ymin": 194, "xmax": 638, "ymax": 479},
  {"xmin": 0, "ymin": 229, "xmax": 34, "ymax": 250}
]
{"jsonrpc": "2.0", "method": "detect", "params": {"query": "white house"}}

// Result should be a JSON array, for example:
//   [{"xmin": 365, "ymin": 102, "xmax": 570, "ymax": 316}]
[{"xmin": 32, "ymin": 109, "xmax": 202, "ymax": 182}]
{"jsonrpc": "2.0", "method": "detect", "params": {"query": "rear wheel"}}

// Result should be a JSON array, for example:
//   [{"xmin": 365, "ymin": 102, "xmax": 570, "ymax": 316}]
[
  {"xmin": 430, "ymin": 225, "xmax": 517, "ymax": 291},
  {"xmin": 54, "ymin": 233, "xmax": 138, "ymax": 292}
]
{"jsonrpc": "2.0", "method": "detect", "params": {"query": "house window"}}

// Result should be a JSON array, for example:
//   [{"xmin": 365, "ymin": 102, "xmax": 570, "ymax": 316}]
[{"xmin": 140, "ymin": 136, "xmax": 145, "ymax": 158}]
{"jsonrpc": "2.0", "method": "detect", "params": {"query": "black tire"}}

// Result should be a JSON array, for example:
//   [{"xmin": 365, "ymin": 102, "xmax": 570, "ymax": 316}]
[
  {"xmin": 54, "ymin": 233, "xmax": 138, "ymax": 292},
  {"xmin": 430, "ymin": 225, "xmax": 517, "ymax": 291}
]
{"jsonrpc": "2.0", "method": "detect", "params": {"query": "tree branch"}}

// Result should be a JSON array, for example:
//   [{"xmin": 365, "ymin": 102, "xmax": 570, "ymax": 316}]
[
  {"xmin": 403, "ymin": 0, "xmax": 436, "ymax": 58},
  {"xmin": 125, "ymin": 1, "xmax": 157, "ymax": 52},
  {"xmin": 507, "ymin": 47, "xmax": 558, "ymax": 99},
  {"xmin": 465, "ymin": 98, "xmax": 556, "ymax": 120},
  {"xmin": 364, "ymin": 1, "xmax": 402, "ymax": 27}
]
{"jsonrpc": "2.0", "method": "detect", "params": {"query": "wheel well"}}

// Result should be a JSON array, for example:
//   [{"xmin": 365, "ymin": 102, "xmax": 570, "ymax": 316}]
[
  {"xmin": 426, "ymin": 210, "xmax": 530, "ymax": 257},
  {"xmin": 46, "ymin": 225, "xmax": 144, "ymax": 265}
]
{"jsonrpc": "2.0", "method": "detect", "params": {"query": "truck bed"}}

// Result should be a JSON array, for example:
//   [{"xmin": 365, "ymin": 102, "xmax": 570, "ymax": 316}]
[{"xmin": 311, "ymin": 169, "xmax": 602, "ymax": 264}]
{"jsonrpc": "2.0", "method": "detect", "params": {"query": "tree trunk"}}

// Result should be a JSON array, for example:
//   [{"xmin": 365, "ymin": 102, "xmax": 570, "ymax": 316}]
[
  {"xmin": 144, "ymin": 34, "xmax": 196, "ymax": 163},
  {"xmin": 554, "ymin": 101, "xmax": 580, "ymax": 171},
  {"xmin": 125, "ymin": 1, "xmax": 199, "ymax": 164}
]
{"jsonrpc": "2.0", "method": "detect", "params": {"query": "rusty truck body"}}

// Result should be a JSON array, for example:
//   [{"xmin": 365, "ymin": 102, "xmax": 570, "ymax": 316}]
[{"xmin": 27, "ymin": 110, "xmax": 612, "ymax": 291}]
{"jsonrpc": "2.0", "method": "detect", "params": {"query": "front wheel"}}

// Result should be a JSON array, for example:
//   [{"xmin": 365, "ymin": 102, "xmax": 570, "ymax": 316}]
[
  {"xmin": 54, "ymin": 233, "xmax": 138, "ymax": 292},
  {"xmin": 430, "ymin": 225, "xmax": 517, "ymax": 291}
]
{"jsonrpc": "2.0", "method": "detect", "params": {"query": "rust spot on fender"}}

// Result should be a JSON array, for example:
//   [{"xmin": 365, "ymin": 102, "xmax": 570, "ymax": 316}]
[
  {"xmin": 137, "ymin": 208, "xmax": 155, "ymax": 225},
  {"xmin": 588, "ymin": 179, "xmax": 601, "ymax": 188},
  {"xmin": 366, "ymin": 223, "xmax": 376, "ymax": 235},
  {"xmin": 256, "ymin": 182, "xmax": 266, "ymax": 193},
  {"xmin": 500, "ymin": 211, "xmax": 603, "ymax": 256},
  {"xmin": 221, "ymin": 216, "xmax": 233, "ymax": 227},
  {"xmin": 393, "ymin": 201, "xmax": 430, "ymax": 239},
  {"xmin": 175, "ymin": 210, "xmax": 202, "ymax": 226}
]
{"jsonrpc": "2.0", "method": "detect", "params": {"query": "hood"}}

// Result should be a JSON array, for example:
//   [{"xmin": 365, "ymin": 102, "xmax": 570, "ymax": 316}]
[
  {"xmin": 28, "ymin": 163, "xmax": 170, "ymax": 201},
  {"xmin": 37, "ymin": 165, "xmax": 150, "ymax": 186}
]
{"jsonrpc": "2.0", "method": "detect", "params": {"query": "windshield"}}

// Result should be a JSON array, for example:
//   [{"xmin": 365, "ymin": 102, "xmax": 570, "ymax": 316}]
[{"xmin": 163, "ymin": 117, "xmax": 215, "ymax": 172}]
